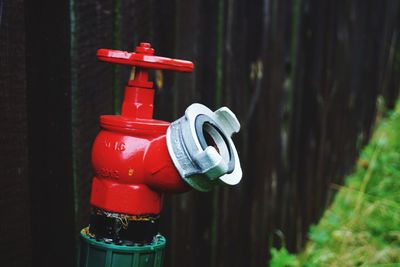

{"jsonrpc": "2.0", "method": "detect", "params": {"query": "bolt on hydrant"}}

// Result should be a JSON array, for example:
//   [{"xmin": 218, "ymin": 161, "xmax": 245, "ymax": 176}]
[{"xmin": 79, "ymin": 42, "xmax": 242, "ymax": 267}]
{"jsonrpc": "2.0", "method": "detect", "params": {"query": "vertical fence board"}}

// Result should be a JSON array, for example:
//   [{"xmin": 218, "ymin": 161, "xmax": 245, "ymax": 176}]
[
  {"xmin": 25, "ymin": 0, "xmax": 76, "ymax": 266},
  {"xmin": 71, "ymin": 0, "xmax": 115, "ymax": 237},
  {"xmin": 164, "ymin": 0, "xmax": 205, "ymax": 266},
  {"xmin": 0, "ymin": 0, "xmax": 32, "ymax": 266},
  {"xmin": 215, "ymin": 0, "xmax": 256, "ymax": 265}
]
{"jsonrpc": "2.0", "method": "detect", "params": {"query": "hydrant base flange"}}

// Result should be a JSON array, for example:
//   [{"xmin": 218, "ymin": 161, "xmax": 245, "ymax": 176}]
[{"xmin": 79, "ymin": 228, "xmax": 165, "ymax": 267}]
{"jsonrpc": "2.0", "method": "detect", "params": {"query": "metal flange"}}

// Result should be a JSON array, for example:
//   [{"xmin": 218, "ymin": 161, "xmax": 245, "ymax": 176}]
[{"xmin": 166, "ymin": 103, "xmax": 242, "ymax": 192}]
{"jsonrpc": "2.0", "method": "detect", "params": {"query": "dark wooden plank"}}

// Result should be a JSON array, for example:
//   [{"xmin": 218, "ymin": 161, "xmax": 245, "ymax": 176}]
[
  {"xmin": 71, "ymin": 0, "xmax": 115, "ymax": 238},
  {"xmin": 216, "ymin": 0, "xmax": 276, "ymax": 265},
  {"xmin": 166, "ymin": 1, "xmax": 224, "ymax": 267},
  {"xmin": 289, "ymin": 0, "xmax": 360, "ymax": 250},
  {"xmin": 244, "ymin": 0, "xmax": 293, "ymax": 264},
  {"xmin": 158, "ymin": 1, "xmax": 203, "ymax": 266},
  {"xmin": 378, "ymin": 1, "xmax": 400, "ymax": 109},
  {"xmin": 25, "ymin": 0, "xmax": 76, "ymax": 266},
  {"xmin": 0, "ymin": 0, "xmax": 32, "ymax": 266},
  {"xmin": 176, "ymin": 1, "xmax": 215, "ymax": 266}
]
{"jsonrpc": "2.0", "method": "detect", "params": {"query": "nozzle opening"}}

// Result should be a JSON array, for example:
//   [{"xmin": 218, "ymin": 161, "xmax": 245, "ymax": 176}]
[
  {"xmin": 203, "ymin": 123, "xmax": 228, "ymax": 160},
  {"xmin": 195, "ymin": 115, "xmax": 235, "ymax": 174}
]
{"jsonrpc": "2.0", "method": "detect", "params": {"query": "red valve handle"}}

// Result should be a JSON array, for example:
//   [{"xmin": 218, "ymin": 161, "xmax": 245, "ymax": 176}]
[
  {"xmin": 96, "ymin": 43, "xmax": 194, "ymax": 72},
  {"xmin": 96, "ymin": 42, "xmax": 194, "ymax": 120}
]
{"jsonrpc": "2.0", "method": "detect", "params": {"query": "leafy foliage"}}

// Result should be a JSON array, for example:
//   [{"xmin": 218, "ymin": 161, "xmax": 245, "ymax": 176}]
[
  {"xmin": 269, "ymin": 102, "xmax": 400, "ymax": 266},
  {"xmin": 270, "ymin": 247, "xmax": 298, "ymax": 267}
]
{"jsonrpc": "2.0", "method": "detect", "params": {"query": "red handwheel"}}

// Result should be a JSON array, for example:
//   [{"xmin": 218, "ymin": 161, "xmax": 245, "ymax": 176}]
[{"xmin": 96, "ymin": 42, "xmax": 194, "ymax": 119}]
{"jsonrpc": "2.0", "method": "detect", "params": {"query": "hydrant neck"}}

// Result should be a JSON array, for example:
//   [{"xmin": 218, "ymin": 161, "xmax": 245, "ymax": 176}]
[
  {"xmin": 121, "ymin": 85, "xmax": 155, "ymax": 119},
  {"xmin": 122, "ymin": 46, "xmax": 155, "ymax": 119}
]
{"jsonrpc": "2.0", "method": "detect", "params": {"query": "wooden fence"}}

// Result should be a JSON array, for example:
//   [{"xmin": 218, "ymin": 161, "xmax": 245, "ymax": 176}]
[{"xmin": 1, "ymin": 0, "xmax": 400, "ymax": 266}]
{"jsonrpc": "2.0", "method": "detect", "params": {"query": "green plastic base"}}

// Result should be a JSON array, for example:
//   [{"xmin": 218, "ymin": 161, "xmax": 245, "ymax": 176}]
[{"xmin": 79, "ymin": 228, "xmax": 166, "ymax": 267}]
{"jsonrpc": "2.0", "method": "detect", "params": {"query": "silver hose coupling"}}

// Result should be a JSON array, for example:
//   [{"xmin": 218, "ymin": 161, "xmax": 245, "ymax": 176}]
[{"xmin": 166, "ymin": 103, "xmax": 242, "ymax": 192}]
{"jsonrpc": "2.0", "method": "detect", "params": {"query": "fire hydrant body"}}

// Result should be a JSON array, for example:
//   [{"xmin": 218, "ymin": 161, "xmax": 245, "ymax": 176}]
[
  {"xmin": 91, "ymin": 106, "xmax": 189, "ymax": 215},
  {"xmin": 79, "ymin": 43, "xmax": 242, "ymax": 267}
]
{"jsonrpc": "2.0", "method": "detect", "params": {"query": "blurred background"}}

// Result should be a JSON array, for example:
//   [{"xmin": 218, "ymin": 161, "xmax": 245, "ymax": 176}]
[{"xmin": 1, "ymin": 0, "xmax": 400, "ymax": 266}]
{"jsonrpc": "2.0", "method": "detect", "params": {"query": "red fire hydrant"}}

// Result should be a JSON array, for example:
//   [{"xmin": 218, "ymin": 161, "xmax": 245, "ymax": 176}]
[{"xmin": 79, "ymin": 42, "xmax": 242, "ymax": 267}]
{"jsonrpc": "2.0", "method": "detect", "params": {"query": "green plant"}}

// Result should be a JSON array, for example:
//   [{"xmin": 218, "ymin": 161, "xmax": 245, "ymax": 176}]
[
  {"xmin": 270, "ymin": 247, "xmax": 298, "ymax": 267},
  {"xmin": 269, "ymin": 102, "xmax": 400, "ymax": 266}
]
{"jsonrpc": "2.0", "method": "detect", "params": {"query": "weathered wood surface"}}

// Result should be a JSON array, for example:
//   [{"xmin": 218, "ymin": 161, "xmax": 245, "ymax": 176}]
[
  {"xmin": 0, "ymin": 0, "xmax": 32, "ymax": 266},
  {"xmin": 24, "ymin": 0, "xmax": 76, "ymax": 266},
  {"xmin": 1, "ymin": 0, "xmax": 400, "ymax": 266}
]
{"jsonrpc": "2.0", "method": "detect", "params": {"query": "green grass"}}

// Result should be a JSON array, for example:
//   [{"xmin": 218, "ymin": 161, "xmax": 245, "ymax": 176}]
[{"xmin": 270, "ymin": 103, "xmax": 400, "ymax": 267}]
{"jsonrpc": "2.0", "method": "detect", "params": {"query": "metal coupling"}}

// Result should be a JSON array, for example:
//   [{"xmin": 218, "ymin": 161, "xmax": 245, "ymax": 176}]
[{"xmin": 166, "ymin": 103, "xmax": 242, "ymax": 192}]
